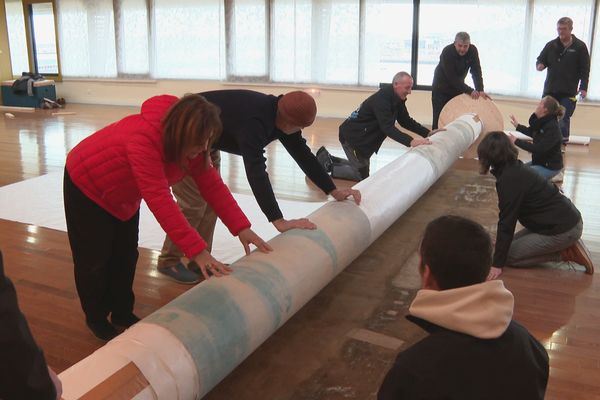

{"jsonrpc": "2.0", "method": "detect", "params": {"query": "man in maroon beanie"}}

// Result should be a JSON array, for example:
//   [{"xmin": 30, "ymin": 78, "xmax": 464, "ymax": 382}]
[{"xmin": 158, "ymin": 89, "xmax": 361, "ymax": 283}]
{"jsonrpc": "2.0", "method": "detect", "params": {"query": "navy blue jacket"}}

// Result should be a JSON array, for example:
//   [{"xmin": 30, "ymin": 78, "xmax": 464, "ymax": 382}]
[
  {"xmin": 338, "ymin": 84, "xmax": 429, "ymax": 158},
  {"xmin": 378, "ymin": 316, "xmax": 548, "ymax": 400},
  {"xmin": 432, "ymin": 44, "xmax": 484, "ymax": 97},
  {"xmin": 201, "ymin": 90, "xmax": 336, "ymax": 222}
]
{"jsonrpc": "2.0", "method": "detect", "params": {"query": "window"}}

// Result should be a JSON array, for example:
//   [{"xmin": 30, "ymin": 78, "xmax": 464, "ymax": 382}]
[
  {"xmin": 361, "ymin": 0, "xmax": 413, "ymax": 85},
  {"xmin": 153, "ymin": 0, "xmax": 224, "ymax": 79},
  {"xmin": 589, "ymin": 5, "xmax": 600, "ymax": 100},
  {"xmin": 115, "ymin": 0, "xmax": 149, "ymax": 76},
  {"xmin": 418, "ymin": 0, "xmax": 528, "ymax": 95},
  {"xmin": 10, "ymin": 0, "xmax": 595, "ymax": 102},
  {"xmin": 29, "ymin": 2, "xmax": 59, "ymax": 74},
  {"xmin": 228, "ymin": 0, "xmax": 267, "ymax": 78},
  {"xmin": 525, "ymin": 0, "xmax": 594, "ymax": 97},
  {"xmin": 5, "ymin": 0, "xmax": 29, "ymax": 76},
  {"xmin": 56, "ymin": 0, "xmax": 117, "ymax": 78}
]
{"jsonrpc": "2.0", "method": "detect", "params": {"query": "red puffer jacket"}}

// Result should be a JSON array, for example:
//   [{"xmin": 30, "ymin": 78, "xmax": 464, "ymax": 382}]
[{"xmin": 66, "ymin": 95, "xmax": 250, "ymax": 259}]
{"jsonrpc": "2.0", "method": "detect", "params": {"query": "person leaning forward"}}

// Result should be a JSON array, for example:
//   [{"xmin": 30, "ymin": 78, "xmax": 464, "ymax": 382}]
[
  {"xmin": 64, "ymin": 94, "xmax": 272, "ymax": 340},
  {"xmin": 317, "ymin": 72, "xmax": 438, "ymax": 182},
  {"xmin": 431, "ymin": 31, "xmax": 490, "ymax": 130},
  {"xmin": 157, "ymin": 90, "xmax": 361, "ymax": 283}
]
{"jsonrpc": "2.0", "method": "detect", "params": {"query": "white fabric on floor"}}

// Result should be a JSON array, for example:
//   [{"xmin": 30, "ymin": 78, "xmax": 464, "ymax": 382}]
[
  {"xmin": 0, "ymin": 172, "xmax": 325, "ymax": 264},
  {"xmin": 506, "ymin": 130, "xmax": 591, "ymax": 145}
]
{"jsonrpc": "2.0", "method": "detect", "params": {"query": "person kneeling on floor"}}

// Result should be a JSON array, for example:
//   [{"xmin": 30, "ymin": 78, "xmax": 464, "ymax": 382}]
[
  {"xmin": 378, "ymin": 215, "xmax": 549, "ymax": 400},
  {"xmin": 478, "ymin": 131, "xmax": 593, "ymax": 280}
]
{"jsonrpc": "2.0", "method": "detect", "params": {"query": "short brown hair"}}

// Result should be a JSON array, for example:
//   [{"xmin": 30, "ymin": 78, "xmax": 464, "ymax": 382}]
[
  {"xmin": 162, "ymin": 94, "xmax": 222, "ymax": 169},
  {"xmin": 477, "ymin": 131, "xmax": 519, "ymax": 175},
  {"xmin": 557, "ymin": 17, "xmax": 573, "ymax": 29},
  {"xmin": 420, "ymin": 215, "xmax": 492, "ymax": 290}
]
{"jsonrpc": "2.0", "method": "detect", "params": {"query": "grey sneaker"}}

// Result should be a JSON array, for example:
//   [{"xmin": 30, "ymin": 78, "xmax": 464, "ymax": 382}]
[{"xmin": 158, "ymin": 262, "xmax": 200, "ymax": 284}]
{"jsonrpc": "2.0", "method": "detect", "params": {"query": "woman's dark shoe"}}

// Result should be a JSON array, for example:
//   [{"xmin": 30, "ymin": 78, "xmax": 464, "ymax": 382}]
[
  {"xmin": 111, "ymin": 313, "xmax": 141, "ymax": 328},
  {"xmin": 86, "ymin": 319, "xmax": 118, "ymax": 341}
]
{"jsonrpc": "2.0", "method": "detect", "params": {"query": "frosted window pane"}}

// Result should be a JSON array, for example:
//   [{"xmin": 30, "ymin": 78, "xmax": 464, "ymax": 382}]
[
  {"xmin": 271, "ymin": 0, "xmax": 312, "ymax": 82},
  {"xmin": 153, "ymin": 0, "xmax": 224, "ymax": 79},
  {"xmin": 56, "ymin": 0, "xmax": 117, "ymax": 78},
  {"xmin": 362, "ymin": 0, "xmax": 413, "ymax": 86},
  {"xmin": 419, "ymin": 0, "xmax": 528, "ymax": 96},
  {"xmin": 588, "ymin": 8, "xmax": 600, "ymax": 100},
  {"xmin": 229, "ymin": 0, "xmax": 267, "ymax": 77},
  {"xmin": 116, "ymin": 0, "xmax": 149, "ymax": 75},
  {"xmin": 5, "ymin": 0, "xmax": 29, "ymax": 76},
  {"xmin": 526, "ymin": 0, "xmax": 593, "ymax": 98}
]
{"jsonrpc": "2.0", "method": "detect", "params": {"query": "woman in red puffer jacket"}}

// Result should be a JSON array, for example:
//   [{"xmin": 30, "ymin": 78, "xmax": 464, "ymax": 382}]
[{"xmin": 64, "ymin": 94, "xmax": 272, "ymax": 341}]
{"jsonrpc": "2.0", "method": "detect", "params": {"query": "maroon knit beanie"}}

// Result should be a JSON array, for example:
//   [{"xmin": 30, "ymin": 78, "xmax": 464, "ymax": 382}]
[{"xmin": 278, "ymin": 91, "xmax": 317, "ymax": 127}]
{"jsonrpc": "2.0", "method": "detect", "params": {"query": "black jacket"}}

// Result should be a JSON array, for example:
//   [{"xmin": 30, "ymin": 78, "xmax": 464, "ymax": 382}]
[
  {"xmin": 492, "ymin": 161, "xmax": 581, "ymax": 266},
  {"xmin": 201, "ymin": 90, "xmax": 335, "ymax": 222},
  {"xmin": 432, "ymin": 44, "xmax": 484, "ymax": 97},
  {"xmin": 378, "ymin": 317, "xmax": 549, "ymax": 400},
  {"xmin": 537, "ymin": 35, "xmax": 590, "ymax": 98},
  {"xmin": 0, "ymin": 251, "xmax": 56, "ymax": 400},
  {"xmin": 338, "ymin": 84, "xmax": 429, "ymax": 158},
  {"xmin": 515, "ymin": 113, "xmax": 563, "ymax": 170}
]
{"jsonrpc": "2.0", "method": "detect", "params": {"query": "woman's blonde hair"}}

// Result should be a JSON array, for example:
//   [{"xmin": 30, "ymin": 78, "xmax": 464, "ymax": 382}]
[
  {"xmin": 162, "ymin": 94, "xmax": 222, "ymax": 169},
  {"xmin": 542, "ymin": 96, "xmax": 565, "ymax": 120}
]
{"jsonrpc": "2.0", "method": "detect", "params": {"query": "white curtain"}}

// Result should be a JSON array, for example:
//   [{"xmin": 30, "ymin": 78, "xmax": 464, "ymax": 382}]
[
  {"xmin": 271, "ymin": 0, "xmax": 359, "ymax": 84},
  {"xmin": 115, "ymin": 0, "xmax": 149, "ymax": 76},
  {"xmin": 5, "ymin": 0, "xmax": 30, "ymax": 76},
  {"xmin": 361, "ymin": 0, "xmax": 413, "ymax": 86},
  {"xmin": 50, "ymin": 0, "xmax": 599, "ymax": 101},
  {"xmin": 589, "ymin": 6, "xmax": 600, "ymax": 101},
  {"xmin": 418, "ymin": 0, "xmax": 529, "ymax": 95},
  {"xmin": 228, "ymin": 0, "xmax": 267, "ymax": 77},
  {"xmin": 153, "ymin": 0, "xmax": 224, "ymax": 79},
  {"xmin": 56, "ymin": 0, "xmax": 117, "ymax": 78}
]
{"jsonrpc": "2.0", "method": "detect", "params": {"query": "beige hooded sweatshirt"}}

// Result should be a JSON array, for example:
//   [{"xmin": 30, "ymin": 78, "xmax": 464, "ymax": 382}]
[{"xmin": 409, "ymin": 280, "xmax": 514, "ymax": 339}]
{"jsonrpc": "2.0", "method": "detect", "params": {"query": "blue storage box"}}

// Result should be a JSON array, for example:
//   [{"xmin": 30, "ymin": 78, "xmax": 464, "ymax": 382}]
[{"xmin": 1, "ymin": 79, "xmax": 57, "ymax": 108}]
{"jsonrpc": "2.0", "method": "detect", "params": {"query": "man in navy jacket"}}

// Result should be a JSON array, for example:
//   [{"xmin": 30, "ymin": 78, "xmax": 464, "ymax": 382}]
[{"xmin": 431, "ymin": 31, "xmax": 490, "ymax": 129}]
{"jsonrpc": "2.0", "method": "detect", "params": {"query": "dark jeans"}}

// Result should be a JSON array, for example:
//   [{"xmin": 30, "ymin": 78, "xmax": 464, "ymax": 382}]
[
  {"xmin": 431, "ymin": 91, "xmax": 454, "ymax": 130},
  {"xmin": 63, "ymin": 170, "xmax": 139, "ymax": 322},
  {"xmin": 557, "ymin": 97, "xmax": 577, "ymax": 142}
]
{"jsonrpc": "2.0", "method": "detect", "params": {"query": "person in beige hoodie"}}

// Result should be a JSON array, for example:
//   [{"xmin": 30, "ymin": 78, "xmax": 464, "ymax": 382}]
[{"xmin": 378, "ymin": 215, "xmax": 549, "ymax": 400}]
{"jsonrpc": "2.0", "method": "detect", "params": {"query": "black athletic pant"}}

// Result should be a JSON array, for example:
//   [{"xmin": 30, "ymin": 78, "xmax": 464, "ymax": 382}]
[{"xmin": 63, "ymin": 170, "xmax": 139, "ymax": 323}]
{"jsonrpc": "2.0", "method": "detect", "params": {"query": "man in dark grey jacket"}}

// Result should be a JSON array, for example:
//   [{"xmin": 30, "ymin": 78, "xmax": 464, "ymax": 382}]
[
  {"xmin": 377, "ymin": 216, "xmax": 549, "ymax": 400},
  {"xmin": 537, "ymin": 17, "xmax": 590, "ymax": 143},
  {"xmin": 317, "ymin": 72, "xmax": 434, "ymax": 181},
  {"xmin": 431, "ymin": 31, "xmax": 490, "ymax": 130}
]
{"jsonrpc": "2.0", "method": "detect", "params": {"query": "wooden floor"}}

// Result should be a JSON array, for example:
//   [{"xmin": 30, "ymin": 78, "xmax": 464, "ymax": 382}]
[{"xmin": 0, "ymin": 103, "xmax": 598, "ymax": 399}]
